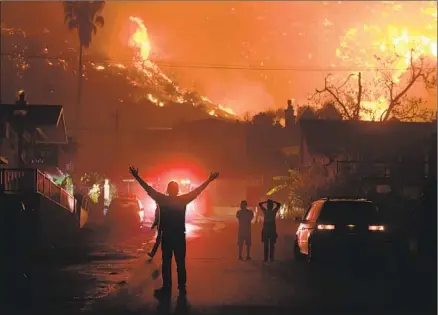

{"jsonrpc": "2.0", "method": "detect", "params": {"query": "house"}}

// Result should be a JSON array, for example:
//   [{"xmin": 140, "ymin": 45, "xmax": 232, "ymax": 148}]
[
  {"xmin": 299, "ymin": 119, "xmax": 436, "ymax": 195},
  {"xmin": 0, "ymin": 101, "xmax": 67, "ymax": 168},
  {"xmin": 169, "ymin": 103, "xmax": 302, "ymax": 210},
  {"xmin": 0, "ymin": 97, "xmax": 80, "ymax": 249},
  {"xmin": 75, "ymin": 100, "xmax": 301, "ymax": 214},
  {"xmin": 174, "ymin": 118, "xmax": 250, "ymax": 214},
  {"xmin": 117, "ymin": 114, "xmax": 295, "ymax": 214}
]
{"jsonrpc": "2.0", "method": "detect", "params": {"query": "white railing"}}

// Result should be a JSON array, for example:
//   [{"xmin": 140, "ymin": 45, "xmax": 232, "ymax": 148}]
[{"xmin": 0, "ymin": 168, "xmax": 76, "ymax": 213}]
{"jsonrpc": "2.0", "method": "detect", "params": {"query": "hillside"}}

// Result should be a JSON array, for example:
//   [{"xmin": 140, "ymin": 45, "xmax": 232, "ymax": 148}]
[{"xmin": 0, "ymin": 24, "xmax": 238, "ymax": 129}]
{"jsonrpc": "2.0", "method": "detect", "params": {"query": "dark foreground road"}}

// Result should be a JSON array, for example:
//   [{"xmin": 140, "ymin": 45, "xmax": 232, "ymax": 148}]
[{"xmin": 2, "ymin": 218, "xmax": 436, "ymax": 315}]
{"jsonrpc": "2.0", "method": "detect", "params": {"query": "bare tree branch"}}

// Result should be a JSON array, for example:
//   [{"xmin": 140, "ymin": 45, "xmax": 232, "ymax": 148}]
[
  {"xmin": 382, "ymin": 49, "xmax": 423, "ymax": 121},
  {"xmin": 311, "ymin": 73, "xmax": 353, "ymax": 119},
  {"xmin": 354, "ymin": 72, "xmax": 363, "ymax": 120}
]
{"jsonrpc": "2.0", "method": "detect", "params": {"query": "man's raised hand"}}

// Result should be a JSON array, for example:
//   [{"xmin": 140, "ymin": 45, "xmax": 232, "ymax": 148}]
[
  {"xmin": 209, "ymin": 172, "xmax": 220, "ymax": 181},
  {"xmin": 129, "ymin": 166, "xmax": 139, "ymax": 177}
]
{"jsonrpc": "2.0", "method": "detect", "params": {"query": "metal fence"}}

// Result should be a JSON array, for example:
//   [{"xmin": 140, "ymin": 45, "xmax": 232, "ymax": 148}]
[{"xmin": 0, "ymin": 168, "xmax": 76, "ymax": 213}]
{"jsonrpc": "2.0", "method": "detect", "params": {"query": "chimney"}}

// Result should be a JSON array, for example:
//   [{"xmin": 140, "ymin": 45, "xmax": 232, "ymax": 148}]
[
  {"xmin": 285, "ymin": 99, "xmax": 295, "ymax": 128},
  {"xmin": 15, "ymin": 90, "xmax": 28, "ymax": 105}
]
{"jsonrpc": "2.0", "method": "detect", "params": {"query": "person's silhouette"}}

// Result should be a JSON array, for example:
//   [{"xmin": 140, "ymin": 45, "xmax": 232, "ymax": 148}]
[
  {"xmin": 236, "ymin": 200, "xmax": 254, "ymax": 260},
  {"xmin": 148, "ymin": 204, "xmax": 162, "ymax": 259},
  {"xmin": 130, "ymin": 166, "xmax": 219, "ymax": 298},
  {"xmin": 259, "ymin": 199, "xmax": 281, "ymax": 262}
]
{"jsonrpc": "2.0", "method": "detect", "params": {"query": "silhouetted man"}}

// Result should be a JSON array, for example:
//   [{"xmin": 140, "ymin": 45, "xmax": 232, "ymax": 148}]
[
  {"xmin": 259, "ymin": 199, "xmax": 281, "ymax": 262},
  {"xmin": 236, "ymin": 200, "xmax": 254, "ymax": 260},
  {"xmin": 129, "ymin": 166, "xmax": 219, "ymax": 297}
]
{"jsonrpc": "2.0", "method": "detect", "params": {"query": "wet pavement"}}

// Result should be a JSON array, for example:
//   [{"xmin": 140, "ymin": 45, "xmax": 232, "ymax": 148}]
[
  {"xmin": 0, "ymin": 224, "xmax": 152, "ymax": 314},
  {"xmin": 2, "ymin": 218, "xmax": 436, "ymax": 315},
  {"xmin": 84, "ymin": 220, "xmax": 436, "ymax": 315}
]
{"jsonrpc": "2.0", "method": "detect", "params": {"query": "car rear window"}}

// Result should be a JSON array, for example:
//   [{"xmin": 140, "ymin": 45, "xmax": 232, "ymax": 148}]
[
  {"xmin": 319, "ymin": 201, "xmax": 379, "ymax": 223},
  {"xmin": 109, "ymin": 199, "xmax": 139, "ymax": 211}
]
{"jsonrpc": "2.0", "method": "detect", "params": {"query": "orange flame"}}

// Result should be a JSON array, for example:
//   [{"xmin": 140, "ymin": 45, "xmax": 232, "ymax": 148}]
[
  {"xmin": 122, "ymin": 16, "xmax": 238, "ymax": 118},
  {"xmin": 128, "ymin": 16, "xmax": 151, "ymax": 61}
]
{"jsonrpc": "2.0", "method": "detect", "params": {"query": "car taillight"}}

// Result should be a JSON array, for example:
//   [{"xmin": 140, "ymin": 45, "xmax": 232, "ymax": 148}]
[
  {"xmin": 317, "ymin": 224, "xmax": 335, "ymax": 230},
  {"xmin": 368, "ymin": 225, "xmax": 385, "ymax": 231}
]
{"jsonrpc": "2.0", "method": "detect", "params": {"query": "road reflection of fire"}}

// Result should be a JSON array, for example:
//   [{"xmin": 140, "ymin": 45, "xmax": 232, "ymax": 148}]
[{"xmin": 185, "ymin": 223, "xmax": 201, "ymax": 238}]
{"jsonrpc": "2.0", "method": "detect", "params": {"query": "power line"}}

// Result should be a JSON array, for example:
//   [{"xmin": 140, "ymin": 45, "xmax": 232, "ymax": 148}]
[{"xmin": 0, "ymin": 52, "xmax": 420, "ymax": 72}]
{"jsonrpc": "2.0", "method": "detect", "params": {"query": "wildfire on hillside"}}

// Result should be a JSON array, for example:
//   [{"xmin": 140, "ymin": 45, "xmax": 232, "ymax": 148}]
[
  {"xmin": 1, "ymin": 17, "xmax": 237, "ymax": 120},
  {"xmin": 91, "ymin": 15, "xmax": 237, "ymax": 118},
  {"xmin": 1, "ymin": 2, "xmax": 436, "ymax": 122}
]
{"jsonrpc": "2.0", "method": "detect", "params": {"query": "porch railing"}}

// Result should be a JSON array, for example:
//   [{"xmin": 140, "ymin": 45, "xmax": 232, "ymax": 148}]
[{"xmin": 0, "ymin": 168, "xmax": 76, "ymax": 214}]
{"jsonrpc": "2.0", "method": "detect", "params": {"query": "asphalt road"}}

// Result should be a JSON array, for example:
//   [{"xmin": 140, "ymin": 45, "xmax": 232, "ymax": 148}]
[{"xmin": 2, "ymin": 217, "xmax": 436, "ymax": 315}]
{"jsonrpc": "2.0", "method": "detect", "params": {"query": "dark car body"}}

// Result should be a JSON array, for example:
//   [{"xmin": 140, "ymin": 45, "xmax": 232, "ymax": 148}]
[
  {"xmin": 295, "ymin": 198, "xmax": 390, "ymax": 262},
  {"xmin": 105, "ymin": 196, "xmax": 144, "ymax": 230}
]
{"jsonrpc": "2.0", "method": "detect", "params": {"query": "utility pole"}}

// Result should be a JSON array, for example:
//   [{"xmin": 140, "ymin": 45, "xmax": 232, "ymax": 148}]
[
  {"xmin": 113, "ymin": 106, "xmax": 119, "ymax": 175},
  {"xmin": 15, "ymin": 91, "xmax": 28, "ymax": 168}
]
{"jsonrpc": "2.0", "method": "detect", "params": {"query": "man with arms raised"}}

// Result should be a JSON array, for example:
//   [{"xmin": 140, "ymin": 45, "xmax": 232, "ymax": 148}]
[{"xmin": 129, "ymin": 167, "xmax": 219, "ymax": 298}]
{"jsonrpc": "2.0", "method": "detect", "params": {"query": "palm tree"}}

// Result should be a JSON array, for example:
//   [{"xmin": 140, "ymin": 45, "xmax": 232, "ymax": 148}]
[
  {"xmin": 63, "ymin": 1, "xmax": 105, "ymax": 122},
  {"xmin": 267, "ymin": 166, "xmax": 330, "ymax": 213}
]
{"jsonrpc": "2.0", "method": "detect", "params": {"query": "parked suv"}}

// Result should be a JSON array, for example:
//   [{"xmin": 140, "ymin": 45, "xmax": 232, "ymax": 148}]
[{"xmin": 294, "ymin": 198, "xmax": 388, "ymax": 263}]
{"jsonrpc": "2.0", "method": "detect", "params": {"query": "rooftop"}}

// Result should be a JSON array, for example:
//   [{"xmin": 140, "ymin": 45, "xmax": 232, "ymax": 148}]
[
  {"xmin": 300, "ymin": 119, "xmax": 436, "ymax": 159},
  {"xmin": 0, "ymin": 103, "xmax": 67, "ymax": 144}
]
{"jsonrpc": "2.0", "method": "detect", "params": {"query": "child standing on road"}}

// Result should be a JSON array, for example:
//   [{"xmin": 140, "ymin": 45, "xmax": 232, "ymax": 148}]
[
  {"xmin": 148, "ymin": 204, "xmax": 162, "ymax": 259},
  {"xmin": 236, "ymin": 200, "xmax": 254, "ymax": 260}
]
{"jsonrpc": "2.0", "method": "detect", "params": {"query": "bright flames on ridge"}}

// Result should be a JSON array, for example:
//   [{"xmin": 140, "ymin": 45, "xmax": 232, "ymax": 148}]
[
  {"xmin": 335, "ymin": 3, "xmax": 437, "ymax": 121},
  {"xmin": 125, "ymin": 16, "xmax": 236, "ymax": 117},
  {"xmin": 128, "ymin": 16, "xmax": 152, "ymax": 62}
]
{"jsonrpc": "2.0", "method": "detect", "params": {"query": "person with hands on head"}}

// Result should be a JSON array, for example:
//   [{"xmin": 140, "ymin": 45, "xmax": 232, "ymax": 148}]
[
  {"xmin": 259, "ymin": 199, "xmax": 281, "ymax": 262},
  {"xmin": 129, "ymin": 166, "xmax": 219, "ymax": 298}
]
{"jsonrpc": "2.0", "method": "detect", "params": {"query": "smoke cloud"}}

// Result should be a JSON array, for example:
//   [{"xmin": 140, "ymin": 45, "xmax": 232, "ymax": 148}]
[{"xmin": 202, "ymin": 76, "xmax": 275, "ymax": 115}]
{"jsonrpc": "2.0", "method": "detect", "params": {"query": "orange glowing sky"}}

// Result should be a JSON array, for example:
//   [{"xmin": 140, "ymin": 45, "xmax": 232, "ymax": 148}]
[{"xmin": 1, "ymin": 1, "xmax": 436, "ymax": 115}]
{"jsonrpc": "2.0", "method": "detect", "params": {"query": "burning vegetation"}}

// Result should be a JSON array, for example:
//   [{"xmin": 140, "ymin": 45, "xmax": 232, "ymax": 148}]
[
  {"xmin": 0, "ymin": 14, "xmax": 237, "ymax": 124},
  {"xmin": 310, "ymin": 2, "xmax": 437, "ymax": 122},
  {"xmin": 0, "ymin": 2, "xmax": 436, "ymax": 123}
]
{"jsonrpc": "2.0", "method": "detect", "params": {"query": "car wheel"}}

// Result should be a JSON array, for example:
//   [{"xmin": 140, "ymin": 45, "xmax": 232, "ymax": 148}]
[{"xmin": 294, "ymin": 240, "xmax": 304, "ymax": 261}]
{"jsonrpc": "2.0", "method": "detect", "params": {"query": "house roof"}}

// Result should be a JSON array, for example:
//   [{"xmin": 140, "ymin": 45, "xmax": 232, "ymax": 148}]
[
  {"xmin": 300, "ymin": 119, "xmax": 436, "ymax": 160},
  {"xmin": 0, "ymin": 104, "xmax": 67, "ymax": 144},
  {"xmin": 173, "ymin": 117, "xmax": 246, "ymax": 130}
]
